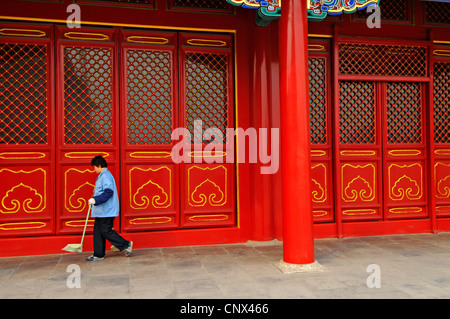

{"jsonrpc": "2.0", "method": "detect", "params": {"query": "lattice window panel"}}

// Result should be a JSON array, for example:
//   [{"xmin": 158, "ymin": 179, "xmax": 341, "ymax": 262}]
[
  {"xmin": 92, "ymin": 0, "xmax": 152, "ymax": 3},
  {"xmin": 171, "ymin": 0, "xmax": 230, "ymax": 9},
  {"xmin": 433, "ymin": 62, "xmax": 450, "ymax": 144},
  {"xmin": 63, "ymin": 47, "xmax": 112, "ymax": 144},
  {"xmin": 309, "ymin": 58, "xmax": 327, "ymax": 144},
  {"xmin": 339, "ymin": 81, "xmax": 376, "ymax": 144},
  {"xmin": 354, "ymin": 0, "xmax": 410, "ymax": 21},
  {"xmin": 339, "ymin": 43, "xmax": 427, "ymax": 77},
  {"xmin": 185, "ymin": 52, "xmax": 228, "ymax": 144},
  {"xmin": 0, "ymin": 43, "xmax": 48, "ymax": 144},
  {"xmin": 386, "ymin": 82, "xmax": 422, "ymax": 144},
  {"xmin": 126, "ymin": 50, "xmax": 172, "ymax": 144},
  {"xmin": 424, "ymin": 1, "xmax": 450, "ymax": 24}
]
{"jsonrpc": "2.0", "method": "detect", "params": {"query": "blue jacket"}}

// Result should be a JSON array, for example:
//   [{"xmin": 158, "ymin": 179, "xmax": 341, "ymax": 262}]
[{"xmin": 92, "ymin": 168, "xmax": 119, "ymax": 218}]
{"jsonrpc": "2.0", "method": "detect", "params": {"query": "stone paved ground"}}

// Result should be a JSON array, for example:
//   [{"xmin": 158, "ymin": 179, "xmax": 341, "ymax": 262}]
[{"xmin": 1, "ymin": 233, "xmax": 450, "ymax": 299}]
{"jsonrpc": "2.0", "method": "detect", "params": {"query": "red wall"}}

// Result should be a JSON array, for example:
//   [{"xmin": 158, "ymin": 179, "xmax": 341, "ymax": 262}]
[
  {"xmin": 0, "ymin": 0, "xmax": 259, "ymax": 257},
  {"xmin": 1, "ymin": 0, "xmax": 450, "ymax": 257}
]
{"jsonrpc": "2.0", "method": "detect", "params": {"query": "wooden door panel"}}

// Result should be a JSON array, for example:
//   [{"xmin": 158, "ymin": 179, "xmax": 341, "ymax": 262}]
[
  {"xmin": 178, "ymin": 33, "xmax": 236, "ymax": 229},
  {"xmin": 435, "ymin": 159, "xmax": 450, "ymax": 216},
  {"xmin": 308, "ymin": 40, "xmax": 334, "ymax": 223},
  {"xmin": 433, "ymin": 60, "xmax": 450, "ymax": 218},
  {"xmin": 338, "ymin": 80, "xmax": 382, "ymax": 221},
  {"xmin": 311, "ymin": 160, "xmax": 334, "ymax": 221},
  {"xmin": 123, "ymin": 163, "xmax": 178, "ymax": 231},
  {"xmin": 56, "ymin": 26, "xmax": 120, "ymax": 234},
  {"xmin": 384, "ymin": 82, "xmax": 427, "ymax": 219},
  {"xmin": 0, "ymin": 24, "xmax": 55, "ymax": 237},
  {"xmin": 181, "ymin": 163, "xmax": 235, "ymax": 228},
  {"xmin": 119, "ymin": 30, "xmax": 179, "ymax": 232},
  {"xmin": 0, "ymin": 164, "xmax": 54, "ymax": 237}
]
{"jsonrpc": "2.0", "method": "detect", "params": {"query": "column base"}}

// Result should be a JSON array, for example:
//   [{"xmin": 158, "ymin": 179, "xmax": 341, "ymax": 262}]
[{"xmin": 274, "ymin": 259, "xmax": 327, "ymax": 274}]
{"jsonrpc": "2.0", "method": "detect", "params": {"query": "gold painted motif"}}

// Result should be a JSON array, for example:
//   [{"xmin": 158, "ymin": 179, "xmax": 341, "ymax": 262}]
[
  {"xmin": 188, "ymin": 166, "xmax": 227, "ymax": 207},
  {"xmin": 64, "ymin": 168, "xmax": 95, "ymax": 213},
  {"xmin": 311, "ymin": 164, "xmax": 327, "ymax": 203},
  {"xmin": 388, "ymin": 150, "xmax": 421, "ymax": 156},
  {"xmin": 435, "ymin": 162, "xmax": 450, "ymax": 199},
  {"xmin": 340, "ymin": 150, "xmax": 375, "ymax": 156},
  {"xmin": 129, "ymin": 166, "xmax": 172, "ymax": 209},
  {"xmin": 0, "ymin": 152, "xmax": 46, "ymax": 160},
  {"xmin": 127, "ymin": 36, "xmax": 169, "ymax": 44},
  {"xmin": 0, "ymin": 168, "xmax": 46, "ymax": 214},
  {"xmin": 129, "ymin": 152, "xmax": 171, "ymax": 159},
  {"xmin": 341, "ymin": 164, "xmax": 376, "ymax": 202},
  {"xmin": 342, "ymin": 209, "xmax": 377, "ymax": 215},
  {"xmin": 129, "ymin": 217, "xmax": 172, "ymax": 225},
  {"xmin": 0, "ymin": 221, "xmax": 46, "ymax": 231},
  {"xmin": 188, "ymin": 214, "xmax": 228, "ymax": 222},
  {"xmin": 388, "ymin": 163, "xmax": 423, "ymax": 201},
  {"xmin": 389, "ymin": 207, "xmax": 423, "ymax": 214},
  {"xmin": 187, "ymin": 39, "xmax": 227, "ymax": 47}
]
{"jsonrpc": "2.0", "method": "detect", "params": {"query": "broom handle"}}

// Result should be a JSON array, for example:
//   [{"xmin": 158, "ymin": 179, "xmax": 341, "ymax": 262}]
[{"xmin": 80, "ymin": 204, "xmax": 91, "ymax": 246}]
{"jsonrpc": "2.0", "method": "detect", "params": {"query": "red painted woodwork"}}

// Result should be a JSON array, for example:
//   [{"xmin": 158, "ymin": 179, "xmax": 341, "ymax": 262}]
[
  {"xmin": 279, "ymin": 0, "xmax": 315, "ymax": 264},
  {"xmin": 306, "ymin": 2, "xmax": 450, "ymax": 239},
  {"xmin": 0, "ymin": 7, "xmax": 246, "ymax": 255},
  {"xmin": 120, "ymin": 29, "xmax": 179, "ymax": 232},
  {"xmin": 0, "ymin": 23, "xmax": 55, "ymax": 238},
  {"xmin": 383, "ymin": 81, "xmax": 428, "ymax": 220},
  {"xmin": 432, "ymin": 47, "xmax": 450, "ymax": 219},
  {"xmin": 308, "ymin": 38, "xmax": 334, "ymax": 223},
  {"xmin": 335, "ymin": 36, "xmax": 432, "ymax": 226},
  {"xmin": 178, "ymin": 32, "xmax": 236, "ymax": 229},
  {"xmin": 55, "ymin": 26, "xmax": 120, "ymax": 235},
  {"xmin": 247, "ymin": 23, "xmax": 277, "ymax": 241},
  {"xmin": 1, "ymin": 0, "xmax": 450, "ymax": 258},
  {"xmin": 337, "ymin": 79, "xmax": 383, "ymax": 222}
]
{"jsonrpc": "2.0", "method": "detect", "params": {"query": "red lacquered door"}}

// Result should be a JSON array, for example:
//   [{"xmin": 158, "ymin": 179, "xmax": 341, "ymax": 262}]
[
  {"xmin": 432, "ymin": 55, "xmax": 450, "ymax": 218},
  {"xmin": 0, "ymin": 24, "xmax": 55, "ymax": 237},
  {"xmin": 308, "ymin": 38, "xmax": 334, "ymax": 223},
  {"xmin": 120, "ymin": 30, "xmax": 180, "ymax": 232},
  {"xmin": 338, "ymin": 80, "xmax": 383, "ymax": 221},
  {"xmin": 383, "ymin": 82, "xmax": 428, "ymax": 219},
  {"xmin": 55, "ymin": 27, "xmax": 120, "ymax": 234},
  {"xmin": 178, "ymin": 33, "xmax": 236, "ymax": 228}
]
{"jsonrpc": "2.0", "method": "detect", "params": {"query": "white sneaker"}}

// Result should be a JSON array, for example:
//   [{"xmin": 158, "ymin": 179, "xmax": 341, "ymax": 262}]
[
  {"xmin": 86, "ymin": 255, "xmax": 104, "ymax": 261},
  {"xmin": 125, "ymin": 241, "xmax": 133, "ymax": 257}
]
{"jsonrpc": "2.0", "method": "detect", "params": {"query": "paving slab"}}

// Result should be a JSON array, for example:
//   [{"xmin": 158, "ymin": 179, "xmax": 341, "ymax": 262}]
[{"xmin": 1, "ymin": 233, "xmax": 450, "ymax": 299}]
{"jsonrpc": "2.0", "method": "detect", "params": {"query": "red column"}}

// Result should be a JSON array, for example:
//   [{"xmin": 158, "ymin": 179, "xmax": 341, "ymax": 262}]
[
  {"xmin": 279, "ymin": 0, "xmax": 315, "ymax": 264},
  {"xmin": 250, "ymin": 24, "xmax": 274, "ymax": 241}
]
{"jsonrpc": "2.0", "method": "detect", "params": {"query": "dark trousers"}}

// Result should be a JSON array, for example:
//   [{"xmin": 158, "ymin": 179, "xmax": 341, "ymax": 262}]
[{"xmin": 93, "ymin": 217, "xmax": 129, "ymax": 258}]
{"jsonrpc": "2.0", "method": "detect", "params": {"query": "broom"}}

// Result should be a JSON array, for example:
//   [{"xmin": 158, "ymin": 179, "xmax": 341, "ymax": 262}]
[{"xmin": 62, "ymin": 204, "xmax": 92, "ymax": 253}]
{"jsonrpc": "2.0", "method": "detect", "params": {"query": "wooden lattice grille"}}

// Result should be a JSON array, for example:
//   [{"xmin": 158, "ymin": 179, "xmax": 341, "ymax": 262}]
[
  {"xmin": 339, "ymin": 43, "xmax": 427, "ymax": 77},
  {"xmin": 339, "ymin": 81, "xmax": 376, "ymax": 144},
  {"xmin": 171, "ymin": 0, "xmax": 230, "ymax": 9},
  {"xmin": 126, "ymin": 49, "xmax": 172, "ymax": 144},
  {"xmin": 386, "ymin": 82, "xmax": 422, "ymax": 144},
  {"xmin": 433, "ymin": 62, "xmax": 450, "ymax": 144},
  {"xmin": 93, "ymin": 0, "xmax": 152, "ymax": 3},
  {"xmin": 185, "ymin": 52, "xmax": 228, "ymax": 144},
  {"xmin": 63, "ymin": 47, "xmax": 113, "ymax": 144},
  {"xmin": 354, "ymin": 0, "xmax": 410, "ymax": 21},
  {"xmin": 309, "ymin": 57, "xmax": 327, "ymax": 144},
  {"xmin": 0, "ymin": 43, "xmax": 48, "ymax": 144},
  {"xmin": 424, "ymin": 1, "xmax": 450, "ymax": 24}
]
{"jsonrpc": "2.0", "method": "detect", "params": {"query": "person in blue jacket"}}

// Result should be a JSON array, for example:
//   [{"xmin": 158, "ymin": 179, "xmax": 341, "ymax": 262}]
[{"xmin": 86, "ymin": 155, "xmax": 132, "ymax": 261}]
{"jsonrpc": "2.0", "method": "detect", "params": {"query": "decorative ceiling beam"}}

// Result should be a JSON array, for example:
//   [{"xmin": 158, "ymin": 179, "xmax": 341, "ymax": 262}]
[
  {"xmin": 226, "ymin": 0, "xmax": 389, "ymax": 24},
  {"xmin": 307, "ymin": 0, "xmax": 381, "ymax": 21},
  {"xmin": 227, "ymin": 0, "xmax": 281, "ymax": 26}
]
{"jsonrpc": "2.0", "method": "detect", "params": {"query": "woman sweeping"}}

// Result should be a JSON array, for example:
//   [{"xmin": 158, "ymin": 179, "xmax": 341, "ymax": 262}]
[{"xmin": 86, "ymin": 155, "xmax": 133, "ymax": 261}]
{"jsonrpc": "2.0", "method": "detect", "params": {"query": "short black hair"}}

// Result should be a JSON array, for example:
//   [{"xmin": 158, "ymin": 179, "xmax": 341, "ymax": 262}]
[{"xmin": 91, "ymin": 155, "xmax": 108, "ymax": 168}]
